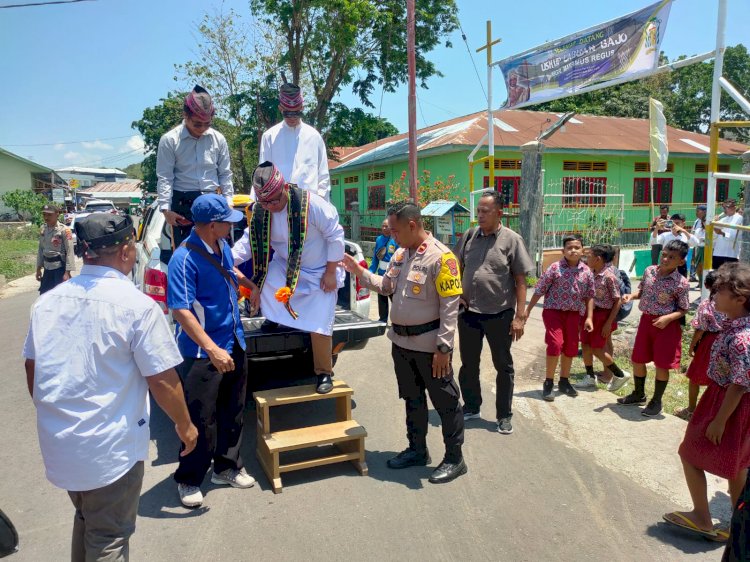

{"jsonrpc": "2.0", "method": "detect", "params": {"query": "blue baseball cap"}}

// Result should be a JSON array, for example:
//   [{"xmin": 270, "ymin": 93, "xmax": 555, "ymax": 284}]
[{"xmin": 191, "ymin": 194, "xmax": 244, "ymax": 223}]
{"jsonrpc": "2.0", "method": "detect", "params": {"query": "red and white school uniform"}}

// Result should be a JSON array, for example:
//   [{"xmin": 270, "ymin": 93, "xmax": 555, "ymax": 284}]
[
  {"xmin": 535, "ymin": 259, "xmax": 594, "ymax": 357},
  {"xmin": 685, "ymin": 298, "xmax": 725, "ymax": 386},
  {"xmin": 679, "ymin": 316, "xmax": 750, "ymax": 479},
  {"xmin": 631, "ymin": 266, "xmax": 690, "ymax": 369},
  {"xmin": 580, "ymin": 266, "xmax": 621, "ymax": 349}
]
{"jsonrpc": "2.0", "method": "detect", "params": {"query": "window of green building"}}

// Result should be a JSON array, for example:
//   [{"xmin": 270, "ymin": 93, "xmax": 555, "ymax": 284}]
[
  {"xmin": 483, "ymin": 176, "xmax": 519, "ymax": 206},
  {"xmin": 562, "ymin": 177, "xmax": 606, "ymax": 206},
  {"xmin": 368, "ymin": 185, "xmax": 386, "ymax": 210},
  {"xmin": 344, "ymin": 188, "xmax": 358, "ymax": 210},
  {"xmin": 693, "ymin": 178, "xmax": 730, "ymax": 203},
  {"xmin": 633, "ymin": 178, "xmax": 673, "ymax": 204}
]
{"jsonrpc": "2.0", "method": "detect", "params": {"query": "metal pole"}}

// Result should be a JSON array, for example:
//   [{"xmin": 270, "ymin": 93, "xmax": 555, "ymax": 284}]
[
  {"xmin": 486, "ymin": 20, "xmax": 494, "ymax": 191},
  {"xmin": 406, "ymin": 0, "xmax": 418, "ymax": 203},
  {"xmin": 707, "ymin": 0, "xmax": 728, "ymax": 224}
]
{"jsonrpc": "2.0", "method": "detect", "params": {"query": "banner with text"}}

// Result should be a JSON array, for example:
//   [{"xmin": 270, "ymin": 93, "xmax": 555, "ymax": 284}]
[{"xmin": 498, "ymin": 0, "xmax": 672, "ymax": 108}]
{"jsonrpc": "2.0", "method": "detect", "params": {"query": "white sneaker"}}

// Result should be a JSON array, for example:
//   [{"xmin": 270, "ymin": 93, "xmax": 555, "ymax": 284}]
[
  {"xmin": 608, "ymin": 371, "xmax": 631, "ymax": 392},
  {"xmin": 211, "ymin": 467, "xmax": 256, "ymax": 489},
  {"xmin": 178, "ymin": 483, "xmax": 203, "ymax": 507},
  {"xmin": 575, "ymin": 375, "xmax": 597, "ymax": 389}
]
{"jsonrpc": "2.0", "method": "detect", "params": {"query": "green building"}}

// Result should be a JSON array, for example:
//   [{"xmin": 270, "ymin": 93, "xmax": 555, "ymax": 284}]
[{"xmin": 329, "ymin": 110, "xmax": 748, "ymax": 245}]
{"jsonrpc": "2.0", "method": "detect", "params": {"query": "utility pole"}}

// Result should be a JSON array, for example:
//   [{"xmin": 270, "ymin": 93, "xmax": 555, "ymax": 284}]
[
  {"xmin": 476, "ymin": 21, "xmax": 501, "ymax": 190},
  {"xmin": 407, "ymin": 0, "xmax": 418, "ymax": 203}
]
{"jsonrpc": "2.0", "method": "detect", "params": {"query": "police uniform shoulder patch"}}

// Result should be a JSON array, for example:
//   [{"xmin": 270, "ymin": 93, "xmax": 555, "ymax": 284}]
[
  {"xmin": 392, "ymin": 248, "xmax": 406, "ymax": 264},
  {"xmin": 64, "ymin": 228, "xmax": 72, "ymax": 240},
  {"xmin": 435, "ymin": 251, "xmax": 462, "ymax": 297},
  {"xmin": 416, "ymin": 241, "xmax": 428, "ymax": 255}
]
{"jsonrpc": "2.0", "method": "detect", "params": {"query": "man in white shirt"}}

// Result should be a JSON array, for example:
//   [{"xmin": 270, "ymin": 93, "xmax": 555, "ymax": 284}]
[
  {"xmin": 713, "ymin": 199, "xmax": 744, "ymax": 269},
  {"xmin": 652, "ymin": 213, "xmax": 700, "ymax": 277},
  {"xmin": 23, "ymin": 213, "xmax": 198, "ymax": 562},
  {"xmin": 156, "ymin": 85, "xmax": 234, "ymax": 247},
  {"xmin": 234, "ymin": 162, "xmax": 344, "ymax": 394},
  {"xmin": 257, "ymin": 82, "xmax": 330, "ymax": 201}
]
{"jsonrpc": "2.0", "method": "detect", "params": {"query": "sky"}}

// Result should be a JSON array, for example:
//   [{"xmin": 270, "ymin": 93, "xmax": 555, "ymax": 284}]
[{"xmin": 1, "ymin": 0, "xmax": 748, "ymax": 172}]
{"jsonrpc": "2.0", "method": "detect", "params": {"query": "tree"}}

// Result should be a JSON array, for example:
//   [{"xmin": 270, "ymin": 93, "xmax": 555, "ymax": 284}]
[
  {"xmin": 1, "ymin": 189, "xmax": 49, "ymax": 224},
  {"xmin": 388, "ymin": 169, "xmax": 465, "ymax": 208},
  {"xmin": 122, "ymin": 162, "xmax": 143, "ymax": 180},
  {"xmin": 249, "ymin": 0, "xmax": 459, "ymax": 129},
  {"xmin": 324, "ymin": 103, "xmax": 398, "ymax": 148},
  {"xmin": 131, "ymin": 93, "xmax": 236, "ymax": 192}
]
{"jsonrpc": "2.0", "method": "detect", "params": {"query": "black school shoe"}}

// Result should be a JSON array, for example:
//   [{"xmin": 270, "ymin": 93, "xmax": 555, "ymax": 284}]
[
  {"xmin": 428, "ymin": 458, "xmax": 467, "ymax": 484},
  {"xmin": 617, "ymin": 392, "xmax": 648, "ymax": 406},
  {"xmin": 316, "ymin": 374, "xmax": 333, "ymax": 394},
  {"xmin": 387, "ymin": 448, "xmax": 431, "ymax": 469},
  {"xmin": 558, "ymin": 378, "xmax": 579, "ymax": 397},
  {"xmin": 542, "ymin": 379, "xmax": 555, "ymax": 401},
  {"xmin": 641, "ymin": 400, "xmax": 663, "ymax": 417}
]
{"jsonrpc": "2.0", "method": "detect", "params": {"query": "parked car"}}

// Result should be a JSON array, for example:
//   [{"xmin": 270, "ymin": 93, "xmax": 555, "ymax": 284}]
[
  {"xmin": 83, "ymin": 199, "xmax": 119, "ymax": 213},
  {"xmin": 134, "ymin": 198, "xmax": 385, "ymax": 387}
]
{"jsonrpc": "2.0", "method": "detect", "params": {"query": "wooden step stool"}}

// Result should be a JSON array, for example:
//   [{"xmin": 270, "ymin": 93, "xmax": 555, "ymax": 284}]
[{"xmin": 253, "ymin": 380, "xmax": 368, "ymax": 493}]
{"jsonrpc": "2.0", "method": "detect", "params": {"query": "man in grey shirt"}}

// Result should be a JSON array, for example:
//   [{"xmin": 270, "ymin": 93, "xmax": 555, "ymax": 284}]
[
  {"xmin": 454, "ymin": 191, "xmax": 534, "ymax": 435},
  {"xmin": 156, "ymin": 85, "xmax": 234, "ymax": 247}
]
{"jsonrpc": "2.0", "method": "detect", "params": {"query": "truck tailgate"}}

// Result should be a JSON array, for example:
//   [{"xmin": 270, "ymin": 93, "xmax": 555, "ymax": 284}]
[{"xmin": 243, "ymin": 310, "xmax": 386, "ymax": 356}]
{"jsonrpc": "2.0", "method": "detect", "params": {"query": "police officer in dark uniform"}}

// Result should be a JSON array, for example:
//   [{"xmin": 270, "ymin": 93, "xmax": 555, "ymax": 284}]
[
  {"xmin": 36, "ymin": 204, "xmax": 75, "ymax": 294},
  {"xmin": 342, "ymin": 202, "xmax": 467, "ymax": 484}
]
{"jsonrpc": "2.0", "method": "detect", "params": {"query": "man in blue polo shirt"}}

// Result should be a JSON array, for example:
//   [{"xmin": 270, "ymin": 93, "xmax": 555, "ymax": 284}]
[{"xmin": 167, "ymin": 194, "xmax": 255, "ymax": 508}]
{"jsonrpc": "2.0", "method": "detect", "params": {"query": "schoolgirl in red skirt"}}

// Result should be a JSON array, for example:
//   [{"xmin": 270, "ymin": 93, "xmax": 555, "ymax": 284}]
[
  {"xmin": 664, "ymin": 263, "xmax": 750, "ymax": 542},
  {"xmin": 676, "ymin": 272, "xmax": 725, "ymax": 420}
]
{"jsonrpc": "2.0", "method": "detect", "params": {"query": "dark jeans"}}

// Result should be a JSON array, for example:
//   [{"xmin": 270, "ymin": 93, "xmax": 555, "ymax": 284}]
[
  {"xmin": 68, "ymin": 461, "xmax": 144, "ymax": 562},
  {"xmin": 714, "ymin": 256, "xmax": 739, "ymax": 270},
  {"xmin": 40, "ymin": 267, "xmax": 65, "ymax": 294},
  {"xmin": 458, "ymin": 308, "xmax": 515, "ymax": 420},
  {"xmin": 174, "ymin": 340, "xmax": 247, "ymax": 486},
  {"xmin": 377, "ymin": 294, "xmax": 390, "ymax": 322},
  {"xmin": 391, "ymin": 344, "xmax": 464, "ymax": 462}
]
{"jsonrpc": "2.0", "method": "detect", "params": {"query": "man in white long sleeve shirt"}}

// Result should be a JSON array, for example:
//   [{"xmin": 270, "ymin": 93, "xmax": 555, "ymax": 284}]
[
  {"xmin": 713, "ymin": 199, "xmax": 744, "ymax": 268},
  {"xmin": 233, "ymin": 162, "xmax": 344, "ymax": 394},
  {"xmin": 257, "ymin": 82, "xmax": 330, "ymax": 201},
  {"xmin": 156, "ymin": 85, "xmax": 234, "ymax": 247},
  {"xmin": 652, "ymin": 213, "xmax": 700, "ymax": 278}
]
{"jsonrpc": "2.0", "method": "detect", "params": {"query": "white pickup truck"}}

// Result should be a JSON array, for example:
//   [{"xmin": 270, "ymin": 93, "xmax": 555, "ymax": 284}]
[{"xmin": 133, "ymin": 198, "xmax": 385, "ymax": 387}]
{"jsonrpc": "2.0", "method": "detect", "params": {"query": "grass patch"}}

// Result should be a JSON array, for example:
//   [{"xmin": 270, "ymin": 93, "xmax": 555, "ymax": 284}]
[
  {"xmin": 0, "ymin": 228, "xmax": 38, "ymax": 281},
  {"xmin": 569, "ymin": 311, "xmax": 704, "ymax": 417}
]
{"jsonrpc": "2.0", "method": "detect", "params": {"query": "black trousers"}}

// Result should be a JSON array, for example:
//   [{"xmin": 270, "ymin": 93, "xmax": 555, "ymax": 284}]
[
  {"xmin": 391, "ymin": 343, "xmax": 464, "ymax": 462},
  {"xmin": 39, "ymin": 267, "xmax": 65, "ymax": 294},
  {"xmin": 458, "ymin": 308, "xmax": 515, "ymax": 420},
  {"xmin": 713, "ymin": 256, "xmax": 739, "ymax": 270},
  {"xmin": 377, "ymin": 294, "xmax": 390, "ymax": 323},
  {"xmin": 170, "ymin": 191, "xmax": 201, "ymax": 249},
  {"xmin": 651, "ymin": 244, "xmax": 663, "ymax": 266},
  {"xmin": 174, "ymin": 340, "xmax": 247, "ymax": 486}
]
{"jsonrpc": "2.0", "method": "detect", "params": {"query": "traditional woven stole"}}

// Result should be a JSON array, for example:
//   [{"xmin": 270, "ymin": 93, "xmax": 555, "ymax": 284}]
[{"xmin": 250, "ymin": 185, "xmax": 310, "ymax": 319}]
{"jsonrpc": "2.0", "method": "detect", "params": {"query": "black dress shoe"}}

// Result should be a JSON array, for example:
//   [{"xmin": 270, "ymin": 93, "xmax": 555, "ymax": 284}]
[
  {"xmin": 428, "ymin": 458, "xmax": 467, "ymax": 484},
  {"xmin": 315, "ymin": 374, "xmax": 333, "ymax": 394},
  {"xmin": 386, "ymin": 448, "xmax": 431, "ymax": 469}
]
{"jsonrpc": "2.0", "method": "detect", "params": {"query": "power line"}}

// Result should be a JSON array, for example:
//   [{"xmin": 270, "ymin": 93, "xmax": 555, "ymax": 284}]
[
  {"xmin": 0, "ymin": 0, "xmax": 95, "ymax": 9},
  {"xmin": 457, "ymin": 17, "xmax": 488, "ymax": 104},
  {"xmin": 2, "ymin": 134, "xmax": 135, "ymax": 147}
]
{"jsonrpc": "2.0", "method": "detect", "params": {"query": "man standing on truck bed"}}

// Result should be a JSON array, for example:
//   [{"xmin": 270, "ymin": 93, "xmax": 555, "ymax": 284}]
[
  {"xmin": 341, "ymin": 202, "xmax": 467, "ymax": 484},
  {"xmin": 36, "ymin": 204, "xmax": 75, "ymax": 294},
  {"xmin": 255, "ymin": 81, "xmax": 330, "ymax": 201},
  {"xmin": 232, "ymin": 162, "xmax": 344, "ymax": 394},
  {"xmin": 156, "ymin": 85, "xmax": 234, "ymax": 248},
  {"xmin": 167, "ymin": 194, "xmax": 254, "ymax": 508}
]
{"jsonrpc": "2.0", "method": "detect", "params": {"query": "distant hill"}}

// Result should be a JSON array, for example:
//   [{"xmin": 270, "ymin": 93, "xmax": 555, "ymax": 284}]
[{"xmin": 122, "ymin": 161, "xmax": 144, "ymax": 180}]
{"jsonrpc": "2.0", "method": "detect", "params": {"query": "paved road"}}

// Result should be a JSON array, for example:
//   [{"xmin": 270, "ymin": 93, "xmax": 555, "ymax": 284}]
[{"xmin": 0, "ymin": 291, "xmax": 724, "ymax": 561}]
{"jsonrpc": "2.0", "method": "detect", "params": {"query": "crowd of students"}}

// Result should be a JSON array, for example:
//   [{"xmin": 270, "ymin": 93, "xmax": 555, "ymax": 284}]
[{"xmin": 531, "ymin": 234, "xmax": 750, "ymax": 552}]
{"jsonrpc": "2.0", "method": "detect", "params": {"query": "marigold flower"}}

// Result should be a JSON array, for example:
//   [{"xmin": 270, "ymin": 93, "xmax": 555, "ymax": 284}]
[
  {"xmin": 275, "ymin": 286, "xmax": 292, "ymax": 303},
  {"xmin": 239, "ymin": 285, "xmax": 253, "ymax": 300}
]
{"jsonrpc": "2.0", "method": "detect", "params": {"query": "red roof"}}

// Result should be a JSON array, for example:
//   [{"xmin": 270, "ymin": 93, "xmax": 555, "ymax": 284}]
[{"xmin": 332, "ymin": 109, "xmax": 748, "ymax": 171}]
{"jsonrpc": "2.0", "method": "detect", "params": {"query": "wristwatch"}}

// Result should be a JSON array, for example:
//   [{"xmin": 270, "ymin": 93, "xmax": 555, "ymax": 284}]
[{"xmin": 437, "ymin": 344, "xmax": 452, "ymax": 354}]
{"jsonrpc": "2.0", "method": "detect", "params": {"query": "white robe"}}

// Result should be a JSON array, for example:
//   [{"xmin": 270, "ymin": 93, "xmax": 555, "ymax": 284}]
[
  {"xmin": 232, "ymin": 194, "xmax": 345, "ymax": 335},
  {"xmin": 257, "ymin": 120, "xmax": 330, "ymax": 201}
]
